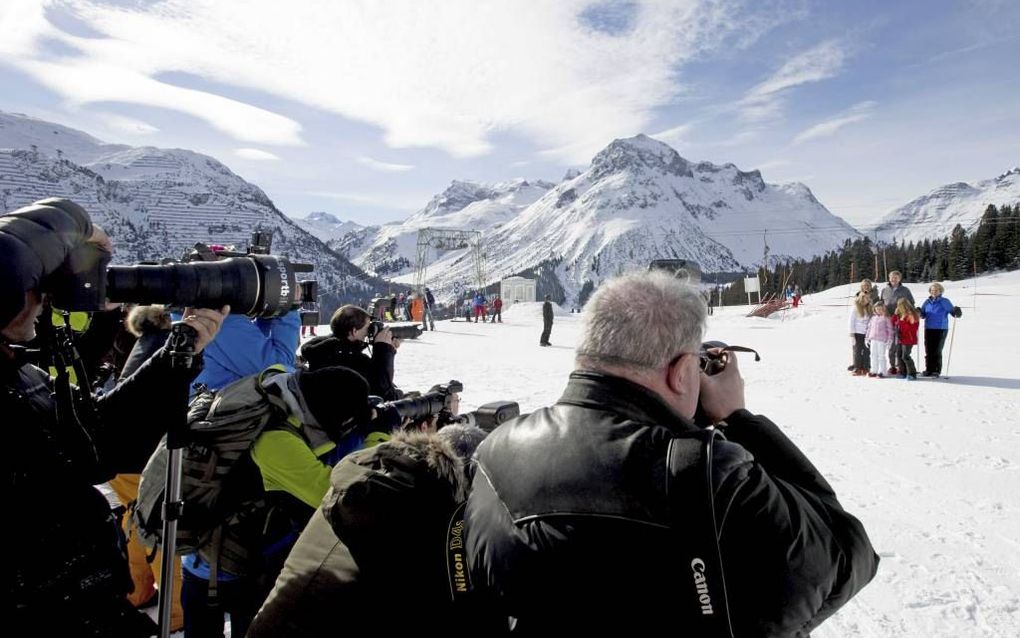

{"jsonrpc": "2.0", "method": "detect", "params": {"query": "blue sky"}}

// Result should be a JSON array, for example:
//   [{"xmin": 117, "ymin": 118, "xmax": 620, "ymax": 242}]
[{"xmin": 0, "ymin": 0, "xmax": 1017, "ymax": 228}]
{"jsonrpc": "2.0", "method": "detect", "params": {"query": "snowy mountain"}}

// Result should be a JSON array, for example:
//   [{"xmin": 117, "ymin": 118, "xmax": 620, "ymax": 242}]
[
  {"xmin": 873, "ymin": 168, "xmax": 1020, "ymax": 244},
  {"xmin": 0, "ymin": 111, "xmax": 381, "ymax": 311},
  {"xmin": 292, "ymin": 211, "xmax": 366, "ymax": 248},
  {"xmin": 401, "ymin": 135, "xmax": 860, "ymax": 304},
  {"xmin": 344, "ymin": 178, "xmax": 556, "ymax": 276}
]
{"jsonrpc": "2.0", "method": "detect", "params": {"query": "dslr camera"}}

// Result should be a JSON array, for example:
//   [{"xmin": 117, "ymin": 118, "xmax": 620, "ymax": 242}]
[
  {"xmin": 366, "ymin": 320, "xmax": 423, "ymax": 341},
  {"xmin": 698, "ymin": 340, "xmax": 761, "ymax": 376},
  {"xmin": 373, "ymin": 380, "xmax": 521, "ymax": 432},
  {"xmin": 374, "ymin": 380, "xmax": 464, "ymax": 429},
  {"xmin": 694, "ymin": 340, "xmax": 761, "ymax": 426}
]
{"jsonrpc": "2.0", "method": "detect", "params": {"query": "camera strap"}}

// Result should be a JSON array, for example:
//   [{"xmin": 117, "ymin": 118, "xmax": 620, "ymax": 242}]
[
  {"xmin": 666, "ymin": 428, "xmax": 734, "ymax": 637},
  {"xmin": 46, "ymin": 313, "xmax": 104, "ymax": 480},
  {"xmin": 445, "ymin": 500, "xmax": 473, "ymax": 603}
]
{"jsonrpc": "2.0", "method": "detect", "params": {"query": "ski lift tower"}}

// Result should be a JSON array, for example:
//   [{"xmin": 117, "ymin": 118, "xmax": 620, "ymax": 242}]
[{"xmin": 413, "ymin": 228, "xmax": 486, "ymax": 293}]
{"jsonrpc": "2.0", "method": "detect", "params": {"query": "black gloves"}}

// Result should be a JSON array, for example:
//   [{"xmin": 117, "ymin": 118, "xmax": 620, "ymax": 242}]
[{"xmin": 951, "ymin": 306, "xmax": 963, "ymax": 318}]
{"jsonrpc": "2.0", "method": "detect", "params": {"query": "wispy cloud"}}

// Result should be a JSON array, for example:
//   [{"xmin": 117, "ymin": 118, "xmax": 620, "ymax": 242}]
[
  {"xmin": 99, "ymin": 112, "xmax": 158, "ymax": 135},
  {"xmin": 0, "ymin": 0, "xmax": 796, "ymax": 162},
  {"xmin": 792, "ymin": 101, "xmax": 876, "ymax": 144},
  {"xmin": 650, "ymin": 123, "xmax": 693, "ymax": 147},
  {"xmin": 739, "ymin": 40, "xmax": 848, "ymax": 122},
  {"xmin": 753, "ymin": 159, "xmax": 791, "ymax": 173},
  {"xmin": 714, "ymin": 129, "xmax": 761, "ymax": 148},
  {"xmin": 235, "ymin": 148, "xmax": 280, "ymax": 161},
  {"xmin": 924, "ymin": 35, "xmax": 1020, "ymax": 64},
  {"xmin": 306, "ymin": 189, "xmax": 430, "ymax": 211},
  {"xmin": 356, "ymin": 156, "xmax": 414, "ymax": 173}
]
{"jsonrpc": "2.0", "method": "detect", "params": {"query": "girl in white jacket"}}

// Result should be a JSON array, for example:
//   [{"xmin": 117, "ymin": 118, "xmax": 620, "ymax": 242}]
[{"xmin": 848, "ymin": 295, "xmax": 872, "ymax": 376}]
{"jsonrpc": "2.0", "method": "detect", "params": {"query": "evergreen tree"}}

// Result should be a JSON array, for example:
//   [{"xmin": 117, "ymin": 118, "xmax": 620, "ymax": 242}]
[
  {"xmin": 971, "ymin": 204, "xmax": 998, "ymax": 272},
  {"xmin": 947, "ymin": 224, "xmax": 968, "ymax": 280}
]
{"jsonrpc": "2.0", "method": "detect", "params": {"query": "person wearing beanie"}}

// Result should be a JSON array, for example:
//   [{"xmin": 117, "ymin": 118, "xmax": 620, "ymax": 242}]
[{"xmin": 182, "ymin": 365, "xmax": 384, "ymax": 638}]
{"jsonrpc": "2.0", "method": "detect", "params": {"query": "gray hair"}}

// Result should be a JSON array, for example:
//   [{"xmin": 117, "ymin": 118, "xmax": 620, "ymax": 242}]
[{"xmin": 577, "ymin": 270, "xmax": 706, "ymax": 371}]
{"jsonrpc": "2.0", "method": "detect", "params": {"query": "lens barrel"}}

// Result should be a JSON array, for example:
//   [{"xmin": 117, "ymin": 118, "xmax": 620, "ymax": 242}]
[{"xmin": 106, "ymin": 255, "xmax": 299, "ymax": 317}]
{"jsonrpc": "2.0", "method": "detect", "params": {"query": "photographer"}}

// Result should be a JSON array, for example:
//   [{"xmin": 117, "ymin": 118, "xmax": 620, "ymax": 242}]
[
  {"xmin": 1, "ymin": 198, "xmax": 226, "ymax": 637},
  {"xmin": 177, "ymin": 365, "xmax": 380, "ymax": 638},
  {"xmin": 300, "ymin": 304, "xmax": 403, "ymax": 400},
  {"xmin": 170, "ymin": 247, "xmax": 301, "ymax": 394},
  {"xmin": 466, "ymin": 270, "xmax": 878, "ymax": 636}
]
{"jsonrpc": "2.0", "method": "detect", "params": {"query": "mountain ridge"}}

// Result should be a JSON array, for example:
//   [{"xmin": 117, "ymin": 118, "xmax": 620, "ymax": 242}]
[{"xmin": 0, "ymin": 111, "xmax": 382, "ymax": 312}]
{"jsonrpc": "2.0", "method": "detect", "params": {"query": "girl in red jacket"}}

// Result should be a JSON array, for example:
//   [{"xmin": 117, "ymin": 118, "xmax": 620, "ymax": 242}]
[{"xmin": 892, "ymin": 298, "xmax": 920, "ymax": 380}]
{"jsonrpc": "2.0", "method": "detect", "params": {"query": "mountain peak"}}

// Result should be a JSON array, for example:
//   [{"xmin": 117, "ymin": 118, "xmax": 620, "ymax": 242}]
[
  {"xmin": 305, "ymin": 211, "xmax": 342, "ymax": 223},
  {"xmin": 589, "ymin": 134, "xmax": 692, "ymax": 180}
]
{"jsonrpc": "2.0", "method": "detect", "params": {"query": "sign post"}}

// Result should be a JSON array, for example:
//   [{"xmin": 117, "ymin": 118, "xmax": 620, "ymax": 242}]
[{"xmin": 744, "ymin": 275, "xmax": 761, "ymax": 306}]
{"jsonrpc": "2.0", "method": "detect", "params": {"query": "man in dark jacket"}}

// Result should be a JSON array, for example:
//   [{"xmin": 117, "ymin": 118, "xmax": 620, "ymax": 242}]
[
  {"xmin": 467, "ymin": 270, "xmax": 878, "ymax": 636},
  {"xmin": 539, "ymin": 294, "xmax": 553, "ymax": 346},
  {"xmin": 300, "ymin": 304, "xmax": 403, "ymax": 400},
  {"xmin": 422, "ymin": 286, "xmax": 436, "ymax": 331},
  {"xmin": 1, "ymin": 198, "xmax": 226, "ymax": 637},
  {"xmin": 881, "ymin": 270, "xmax": 915, "ymax": 374}
]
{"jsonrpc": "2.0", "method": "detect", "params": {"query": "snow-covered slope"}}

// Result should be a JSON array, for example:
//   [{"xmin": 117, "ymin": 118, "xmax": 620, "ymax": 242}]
[
  {"xmin": 874, "ymin": 168, "xmax": 1020, "ymax": 243},
  {"xmin": 346, "ymin": 178, "xmax": 556, "ymax": 276},
  {"xmin": 377, "ymin": 269, "xmax": 1020, "ymax": 638},
  {"xmin": 0, "ymin": 111, "xmax": 379, "ymax": 306},
  {"xmin": 410, "ymin": 135, "xmax": 860, "ymax": 304}
]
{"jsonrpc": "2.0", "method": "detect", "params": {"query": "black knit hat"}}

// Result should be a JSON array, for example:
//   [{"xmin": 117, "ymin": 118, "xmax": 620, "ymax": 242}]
[{"xmin": 296, "ymin": 366, "xmax": 371, "ymax": 436}]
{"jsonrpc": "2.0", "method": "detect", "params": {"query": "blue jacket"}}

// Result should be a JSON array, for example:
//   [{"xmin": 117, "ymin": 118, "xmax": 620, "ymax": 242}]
[
  {"xmin": 920, "ymin": 296, "xmax": 954, "ymax": 330},
  {"xmin": 176, "ymin": 310, "xmax": 301, "ymax": 393}
]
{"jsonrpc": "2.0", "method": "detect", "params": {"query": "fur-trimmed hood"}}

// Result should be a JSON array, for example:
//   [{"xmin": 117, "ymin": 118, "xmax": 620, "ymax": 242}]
[
  {"xmin": 125, "ymin": 305, "xmax": 171, "ymax": 337},
  {"xmin": 319, "ymin": 427, "xmax": 486, "ymax": 574},
  {"xmin": 248, "ymin": 424, "xmax": 499, "ymax": 638}
]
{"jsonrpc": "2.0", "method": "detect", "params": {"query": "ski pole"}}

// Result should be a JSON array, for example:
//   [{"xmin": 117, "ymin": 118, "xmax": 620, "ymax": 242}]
[{"xmin": 943, "ymin": 317, "xmax": 958, "ymax": 378}]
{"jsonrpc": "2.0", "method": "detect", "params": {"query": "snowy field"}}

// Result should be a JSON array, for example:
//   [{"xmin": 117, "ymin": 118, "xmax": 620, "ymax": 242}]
[{"xmin": 372, "ymin": 271, "xmax": 1019, "ymax": 637}]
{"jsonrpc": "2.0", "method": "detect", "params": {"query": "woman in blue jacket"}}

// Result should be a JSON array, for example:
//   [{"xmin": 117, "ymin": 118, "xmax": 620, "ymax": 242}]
[{"xmin": 919, "ymin": 282, "xmax": 961, "ymax": 377}]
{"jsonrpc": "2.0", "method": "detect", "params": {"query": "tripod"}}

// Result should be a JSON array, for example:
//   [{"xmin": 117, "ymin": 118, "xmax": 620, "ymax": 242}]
[{"xmin": 157, "ymin": 323, "xmax": 198, "ymax": 638}]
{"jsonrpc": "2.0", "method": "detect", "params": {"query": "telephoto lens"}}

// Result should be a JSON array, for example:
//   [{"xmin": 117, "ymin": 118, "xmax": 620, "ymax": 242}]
[
  {"xmin": 106, "ymin": 255, "xmax": 310, "ymax": 318},
  {"xmin": 366, "ymin": 320, "xmax": 423, "ymax": 341}
]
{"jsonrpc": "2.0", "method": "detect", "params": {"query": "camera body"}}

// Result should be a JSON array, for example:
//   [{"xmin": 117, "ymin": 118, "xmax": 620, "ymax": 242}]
[
  {"xmin": 46, "ymin": 240, "xmax": 111, "ymax": 313},
  {"xmin": 694, "ymin": 340, "xmax": 761, "ymax": 426},
  {"xmin": 699, "ymin": 340, "xmax": 730, "ymax": 376},
  {"xmin": 366, "ymin": 320, "xmax": 422, "ymax": 341},
  {"xmin": 375, "ymin": 380, "xmax": 464, "ymax": 428}
]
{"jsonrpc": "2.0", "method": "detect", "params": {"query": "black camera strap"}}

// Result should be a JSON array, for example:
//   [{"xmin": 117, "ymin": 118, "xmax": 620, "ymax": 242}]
[
  {"xmin": 666, "ymin": 428, "xmax": 735, "ymax": 638},
  {"xmin": 45, "ymin": 311, "xmax": 104, "ymax": 480},
  {"xmin": 445, "ymin": 500, "xmax": 473, "ymax": 603}
]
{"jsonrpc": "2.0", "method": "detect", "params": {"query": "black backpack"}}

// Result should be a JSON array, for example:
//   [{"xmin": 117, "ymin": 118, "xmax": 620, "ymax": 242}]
[{"xmin": 134, "ymin": 367, "xmax": 286, "ymax": 576}]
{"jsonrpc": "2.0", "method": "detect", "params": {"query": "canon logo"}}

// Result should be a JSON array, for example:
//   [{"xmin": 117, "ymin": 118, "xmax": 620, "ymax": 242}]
[{"xmin": 690, "ymin": 558, "xmax": 715, "ymax": 615}]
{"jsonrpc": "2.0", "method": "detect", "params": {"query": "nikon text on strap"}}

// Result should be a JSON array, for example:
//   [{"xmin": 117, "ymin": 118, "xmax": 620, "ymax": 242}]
[{"xmin": 445, "ymin": 501, "xmax": 473, "ymax": 602}]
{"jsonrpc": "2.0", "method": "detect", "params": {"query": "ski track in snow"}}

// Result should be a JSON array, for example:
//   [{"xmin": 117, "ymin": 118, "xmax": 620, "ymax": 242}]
[{"xmin": 346, "ymin": 273, "xmax": 1020, "ymax": 637}]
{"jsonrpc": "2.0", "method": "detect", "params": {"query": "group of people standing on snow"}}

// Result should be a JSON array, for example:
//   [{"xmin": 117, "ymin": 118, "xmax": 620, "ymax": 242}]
[{"xmin": 848, "ymin": 270, "xmax": 962, "ymax": 379}]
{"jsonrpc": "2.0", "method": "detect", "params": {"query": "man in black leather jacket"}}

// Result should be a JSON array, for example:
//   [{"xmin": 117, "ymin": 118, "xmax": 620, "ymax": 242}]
[
  {"xmin": 1, "ymin": 198, "xmax": 226, "ymax": 637},
  {"xmin": 466, "ymin": 270, "xmax": 878, "ymax": 636},
  {"xmin": 300, "ymin": 304, "xmax": 403, "ymax": 400}
]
